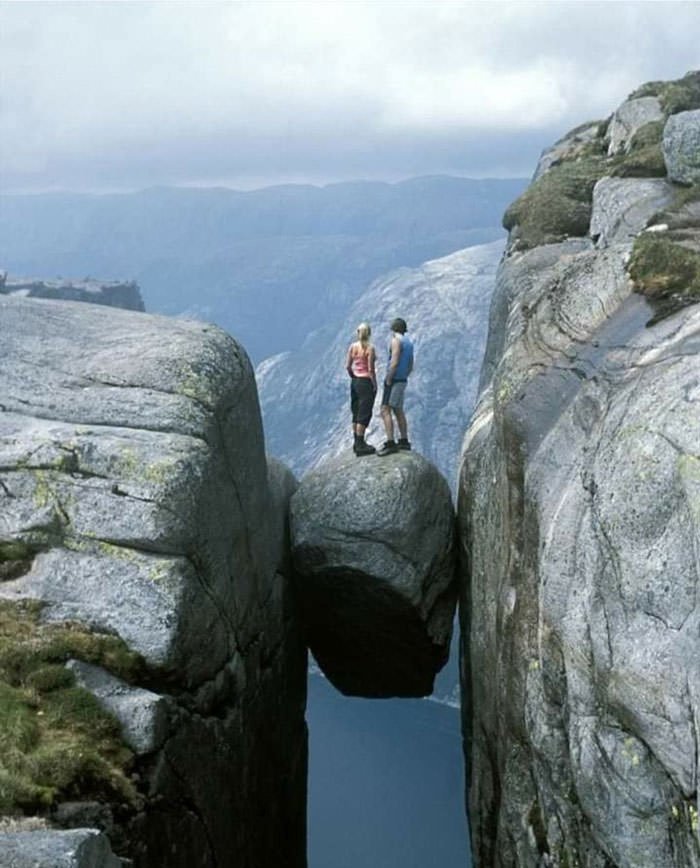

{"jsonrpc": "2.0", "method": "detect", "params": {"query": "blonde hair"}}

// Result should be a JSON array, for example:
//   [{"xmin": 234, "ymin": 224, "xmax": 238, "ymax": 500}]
[{"xmin": 355, "ymin": 322, "xmax": 372, "ymax": 355}]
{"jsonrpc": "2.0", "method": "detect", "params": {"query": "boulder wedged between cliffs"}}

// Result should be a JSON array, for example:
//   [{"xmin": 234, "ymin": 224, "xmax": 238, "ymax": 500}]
[{"xmin": 290, "ymin": 450, "xmax": 457, "ymax": 698}]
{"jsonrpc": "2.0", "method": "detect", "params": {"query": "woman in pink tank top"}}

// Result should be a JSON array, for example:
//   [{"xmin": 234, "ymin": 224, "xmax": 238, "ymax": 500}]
[{"xmin": 345, "ymin": 323, "xmax": 377, "ymax": 456}]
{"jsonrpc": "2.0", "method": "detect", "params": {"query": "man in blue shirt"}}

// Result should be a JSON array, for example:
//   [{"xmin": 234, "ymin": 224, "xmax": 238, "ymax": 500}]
[{"xmin": 377, "ymin": 317, "xmax": 414, "ymax": 456}]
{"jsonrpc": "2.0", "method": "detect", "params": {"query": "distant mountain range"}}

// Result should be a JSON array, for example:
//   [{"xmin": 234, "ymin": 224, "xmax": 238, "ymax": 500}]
[{"xmin": 0, "ymin": 177, "xmax": 525, "ymax": 361}]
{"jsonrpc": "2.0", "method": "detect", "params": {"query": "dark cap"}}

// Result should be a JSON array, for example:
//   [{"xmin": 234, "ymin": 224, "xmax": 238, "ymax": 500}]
[{"xmin": 390, "ymin": 317, "xmax": 407, "ymax": 333}]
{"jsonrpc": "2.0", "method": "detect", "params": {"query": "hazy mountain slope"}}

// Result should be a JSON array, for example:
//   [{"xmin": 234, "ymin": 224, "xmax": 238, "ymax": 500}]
[
  {"xmin": 0, "ymin": 178, "xmax": 524, "ymax": 360},
  {"xmin": 257, "ymin": 240, "xmax": 503, "ymax": 486}
]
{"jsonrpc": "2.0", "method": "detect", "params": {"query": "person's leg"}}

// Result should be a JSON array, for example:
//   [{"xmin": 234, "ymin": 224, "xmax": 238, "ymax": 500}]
[
  {"xmin": 380, "ymin": 404, "xmax": 394, "ymax": 441},
  {"xmin": 395, "ymin": 408, "xmax": 408, "ymax": 440}
]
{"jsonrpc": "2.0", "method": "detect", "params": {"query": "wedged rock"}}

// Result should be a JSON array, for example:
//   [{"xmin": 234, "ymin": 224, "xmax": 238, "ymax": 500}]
[
  {"xmin": 290, "ymin": 450, "xmax": 456, "ymax": 697},
  {"xmin": 0, "ymin": 296, "xmax": 307, "ymax": 868},
  {"xmin": 590, "ymin": 177, "xmax": 673, "ymax": 247},
  {"xmin": 607, "ymin": 96, "xmax": 664, "ymax": 155},
  {"xmin": 663, "ymin": 109, "xmax": 700, "ymax": 184},
  {"xmin": 0, "ymin": 829, "xmax": 125, "ymax": 867}
]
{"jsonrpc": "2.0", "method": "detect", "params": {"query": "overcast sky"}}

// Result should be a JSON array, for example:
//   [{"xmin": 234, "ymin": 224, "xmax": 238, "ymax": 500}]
[{"xmin": 1, "ymin": 1, "xmax": 699, "ymax": 193}]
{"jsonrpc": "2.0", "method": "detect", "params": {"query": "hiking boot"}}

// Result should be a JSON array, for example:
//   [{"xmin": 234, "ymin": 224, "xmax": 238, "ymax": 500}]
[
  {"xmin": 397, "ymin": 438, "xmax": 412, "ymax": 451},
  {"xmin": 354, "ymin": 440, "xmax": 376, "ymax": 456},
  {"xmin": 377, "ymin": 440, "xmax": 398, "ymax": 457}
]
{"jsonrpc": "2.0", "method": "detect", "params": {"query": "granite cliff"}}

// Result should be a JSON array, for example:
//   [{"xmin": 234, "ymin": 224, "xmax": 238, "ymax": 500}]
[
  {"xmin": 459, "ymin": 71, "xmax": 700, "ymax": 866},
  {"xmin": 0, "ymin": 296, "xmax": 306, "ymax": 866}
]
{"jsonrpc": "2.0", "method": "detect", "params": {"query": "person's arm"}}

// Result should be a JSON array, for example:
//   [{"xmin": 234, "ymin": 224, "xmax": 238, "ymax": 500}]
[
  {"xmin": 346, "ymin": 344, "xmax": 354, "ymax": 378},
  {"xmin": 386, "ymin": 336, "xmax": 401, "ymax": 385},
  {"xmin": 369, "ymin": 347, "xmax": 377, "ymax": 391}
]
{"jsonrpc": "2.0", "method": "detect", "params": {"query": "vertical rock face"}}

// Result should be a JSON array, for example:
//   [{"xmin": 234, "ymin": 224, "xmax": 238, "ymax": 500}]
[
  {"xmin": 0, "ymin": 296, "xmax": 306, "ymax": 867},
  {"xmin": 459, "ymin": 73, "xmax": 700, "ymax": 867}
]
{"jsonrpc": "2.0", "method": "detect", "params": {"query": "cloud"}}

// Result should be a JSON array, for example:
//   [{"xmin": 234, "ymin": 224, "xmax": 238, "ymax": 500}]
[{"xmin": 1, "ymin": 1, "xmax": 698, "ymax": 191}]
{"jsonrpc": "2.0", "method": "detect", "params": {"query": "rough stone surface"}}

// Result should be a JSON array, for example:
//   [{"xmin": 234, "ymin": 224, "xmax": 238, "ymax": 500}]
[
  {"xmin": 607, "ymin": 96, "xmax": 664, "ymax": 155},
  {"xmin": 257, "ymin": 240, "xmax": 503, "ymax": 486},
  {"xmin": 590, "ymin": 177, "xmax": 674, "ymax": 247},
  {"xmin": 663, "ymin": 109, "xmax": 700, "ymax": 185},
  {"xmin": 291, "ymin": 450, "xmax": 456, "ymax": 697},
  {"xmin": 66, "ymin": 660, "xmax": 172, "ymax": 755},
  {"xmin": 460, "ymin": 134, "xmax": 700, "ymax": 865},
  {"xmin": 0, "ymin": 829, "xmax": 125, "ymax": 868},
  {"xmin": 0, "ymin": 275, "xmax": 144, "ymax": 312},
  {"xmin": 0, "ymin": 296, "xmax": 307, "ymax": 867},
  {"xmin": 533, "ymin": 121, "xmax": 602, "ymax": 180}
]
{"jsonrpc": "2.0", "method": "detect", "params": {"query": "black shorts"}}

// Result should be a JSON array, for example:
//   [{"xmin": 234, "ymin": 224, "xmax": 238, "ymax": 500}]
[{"xmin": 351, "ymin": 377, "xmax": 376, "ymax": 426}]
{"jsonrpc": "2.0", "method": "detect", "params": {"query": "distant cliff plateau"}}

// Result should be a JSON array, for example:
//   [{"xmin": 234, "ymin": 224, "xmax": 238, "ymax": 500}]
[{"xmin": 0, "ymin": 176, "xmax": 525, "ymax": 362}]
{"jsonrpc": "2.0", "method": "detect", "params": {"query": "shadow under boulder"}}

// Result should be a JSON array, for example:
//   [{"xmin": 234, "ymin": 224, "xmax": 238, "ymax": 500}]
[{"xmin": 290, "ymin": 451, "xmax": 456, "ymax": 698}]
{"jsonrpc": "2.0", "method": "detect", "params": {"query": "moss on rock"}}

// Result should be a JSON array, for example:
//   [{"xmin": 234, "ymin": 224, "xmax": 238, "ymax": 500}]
[
  {"xmin": 629, "ymin": 70, "xmax": 700, "ymax": 115},
  {"xmin": 611, "ymin": 120, "xmax": 666, "ymax": 178},
  {"xmin": 503, "ymin": 156, "xmax": 608, "ymax": 249},
  {"xmin": 503, "ymin": 72, "xmax": 699, "ymax": 251},
  {"xmin": 0, "ymin": 599, "xmax": 144, "ymax": 816},
  {"xmin": 628, "ymin": 231, "xmax": 700, "ymax": 322}
]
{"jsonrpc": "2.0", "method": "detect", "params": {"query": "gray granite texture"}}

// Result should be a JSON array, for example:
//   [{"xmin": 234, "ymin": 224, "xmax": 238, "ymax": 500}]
[
  {"xmin": 0, "ymin": 829, "xmax": 125, "ymax": 868},
  {"xmin": 0, "ymin": 296, "xmax": 307, "ymax": 867},
  {"xmin": 459, "ymin": 85, "xmax": 700, "ymax": 866},
  {"xmin": 607, "ymin": 96, "xmax": 664, "ymax": 155},
  {"xmin": 663, "ymin": 109, "xmax": 700, "ymax": 185},
  {"xmin": 291, "ymin": 450, "xmax": 456, "ymax": 697}
]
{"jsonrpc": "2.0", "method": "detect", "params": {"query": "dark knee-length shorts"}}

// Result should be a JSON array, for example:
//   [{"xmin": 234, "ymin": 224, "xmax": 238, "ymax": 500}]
[{"xmin": 350, "ymin": 377, "xmax": 376, "ymax": 426}]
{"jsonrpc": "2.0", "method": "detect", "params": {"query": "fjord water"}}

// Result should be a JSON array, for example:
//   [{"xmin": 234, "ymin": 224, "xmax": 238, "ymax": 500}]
[{"xmin": 307, "ymin": 674, "xmax": 471, "ymax": 868}]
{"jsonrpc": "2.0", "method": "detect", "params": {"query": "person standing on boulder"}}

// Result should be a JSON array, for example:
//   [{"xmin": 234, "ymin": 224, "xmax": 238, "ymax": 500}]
[
  {"xmin": 377, "ymin": 317, "xmax": 413, "ymax": 456},
  {"xmin": 346, "ymin": 322, "xmax": 377, "ymax": 456}
]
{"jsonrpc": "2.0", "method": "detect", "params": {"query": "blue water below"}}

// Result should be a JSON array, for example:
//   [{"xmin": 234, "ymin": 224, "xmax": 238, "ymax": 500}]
[{"xmin": 306, "ymin": 674, "xmax": 472, "ymax": 868}]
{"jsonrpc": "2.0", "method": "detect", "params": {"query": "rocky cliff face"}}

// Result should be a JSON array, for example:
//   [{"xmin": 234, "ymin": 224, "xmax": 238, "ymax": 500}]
[
  {"xmin": 459, "ymin": 72, "xmax": 700, "ymax": 866},
  {"xmin": 0, "ymin": 274, "xmax": 145, "ymax": 312},
  {"xmin": 257, "ymin": 240, "xmax": 503, "ymax": 486},
  {"xmin": 0, "ymin": 296, "xmax": 306, "ymax": 866}
]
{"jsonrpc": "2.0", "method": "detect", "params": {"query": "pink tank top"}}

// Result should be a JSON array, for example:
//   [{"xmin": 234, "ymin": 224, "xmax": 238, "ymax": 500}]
[{"xmin": 351, "ymin": 344, "xmax": 371, "ymax": 377}]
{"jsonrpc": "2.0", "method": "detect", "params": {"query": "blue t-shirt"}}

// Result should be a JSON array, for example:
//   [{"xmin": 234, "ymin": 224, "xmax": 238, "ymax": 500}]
[{"xmin": 388, "ymin": 333, "xmax": 413, "ymax": 382}]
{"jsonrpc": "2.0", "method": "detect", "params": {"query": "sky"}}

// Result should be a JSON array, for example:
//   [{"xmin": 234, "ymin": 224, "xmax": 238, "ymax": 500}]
[{"xmin": 1, "ymin": 1, "xmax": 699, "ymax": 193}]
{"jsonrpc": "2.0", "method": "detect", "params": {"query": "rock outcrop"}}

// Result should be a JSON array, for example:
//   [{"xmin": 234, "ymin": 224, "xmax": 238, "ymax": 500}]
[
  {"xmin": 0, "ymin": 829, "xmax": 125, "ymax": 868},
  {"xmin": 257, "ymin": 240, "xmax": 504, "ymax": 485},
  {"xmin": 459, "ymin": 72, "xmax": 700, "ymax": 866},
  {"xmin": 291, "ymin": 451, "xmax": 456, "ymax": 698},
  {"xmin": 0, "ymin": 296, "xmax": 306, "ymax": 867},
  {"xmin": 663, "ymin": 109, "xmax": 700, "ymax": 185},
  {"xmin": 0, "ymin": 275, "xmax": 144, "ymax": 312}
]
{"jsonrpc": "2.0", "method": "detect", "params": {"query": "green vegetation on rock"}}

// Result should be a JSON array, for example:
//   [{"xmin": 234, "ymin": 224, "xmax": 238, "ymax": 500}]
[
  {"xmin": 628, "ymin": 231, "xmax": 700, "ymax": 322},
  {"xmin": 611, "ymin": 121, "xmax": 666, "ymax": 178},
  {"xmin": 0, "ymin": 599, "xmax": 144, "ymax": 816},
  {"xmin": 629, "ymin": 70, "xmax": 700, "ymax": 115},
  {"xmin": 503, "ymin": 155, "xmax": 608, "ymax": 249},
  {"xmin": 504, "ymin": 72, "xmax": 699, "ymax": 250}
]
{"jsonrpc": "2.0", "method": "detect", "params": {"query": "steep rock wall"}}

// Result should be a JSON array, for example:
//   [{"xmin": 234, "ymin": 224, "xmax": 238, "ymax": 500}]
[
  {"xmin": 459, "ymin": 73, "xmax": 699, "ymax": 866},
  {"xmin": 0, "ymin": 296, "xmax": 306, "ymax": 867}
]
